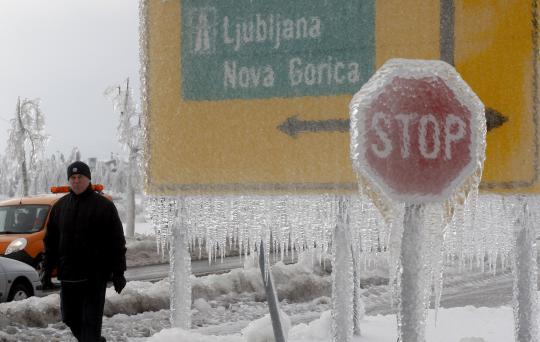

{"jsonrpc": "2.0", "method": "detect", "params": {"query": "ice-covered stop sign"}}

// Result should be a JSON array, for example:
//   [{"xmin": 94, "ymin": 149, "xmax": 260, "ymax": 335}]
[{"xmin": 349, "ymin": 59, "xmax": 485, "ymax": 203}]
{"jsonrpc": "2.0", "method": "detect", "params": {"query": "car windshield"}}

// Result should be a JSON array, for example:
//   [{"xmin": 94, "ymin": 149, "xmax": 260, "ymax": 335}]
[{"xmin": 0, "ymin": 205, "xmax": 50, "ymax": 234}]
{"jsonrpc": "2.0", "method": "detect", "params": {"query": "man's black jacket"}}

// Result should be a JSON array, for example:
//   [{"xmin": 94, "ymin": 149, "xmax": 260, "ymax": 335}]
[{"xmin": 43, "ymin": 185, "xmax": 127, "ymax": 281}]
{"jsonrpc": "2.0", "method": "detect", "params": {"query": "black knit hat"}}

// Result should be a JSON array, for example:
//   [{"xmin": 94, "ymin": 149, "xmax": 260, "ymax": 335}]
[{"xmin": 67, "ymin": 161, "xmax": 91, "ymax": 180}]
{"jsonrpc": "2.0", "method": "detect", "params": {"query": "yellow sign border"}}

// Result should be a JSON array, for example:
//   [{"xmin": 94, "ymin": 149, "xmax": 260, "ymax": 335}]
[{"xmin": 141, "ymin": 0, "xmax": 540, "ymax": 195}]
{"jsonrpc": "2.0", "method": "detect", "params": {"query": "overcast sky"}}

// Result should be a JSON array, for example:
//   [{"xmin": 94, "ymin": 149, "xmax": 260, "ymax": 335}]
[{"xmin": 0, "ymin": 1, "xmax": 140, "ymax": 160}]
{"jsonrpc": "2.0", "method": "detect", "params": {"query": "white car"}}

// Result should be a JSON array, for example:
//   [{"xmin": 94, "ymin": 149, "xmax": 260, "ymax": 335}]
[{"xmin": 0, "ymin": 256, "xmax": 42, "ymax": 302}]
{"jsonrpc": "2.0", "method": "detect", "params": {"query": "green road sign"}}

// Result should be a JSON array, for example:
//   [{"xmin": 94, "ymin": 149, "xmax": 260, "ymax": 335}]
[{"xmin": 181, "ymin": 0, "xmax": 375, "ymax": 100}]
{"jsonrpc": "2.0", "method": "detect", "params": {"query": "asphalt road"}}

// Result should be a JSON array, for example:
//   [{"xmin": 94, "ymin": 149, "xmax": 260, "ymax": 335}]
[
  {"xmin": 364, "ymin": 268, "xmax": 514, "ymax": 315},
  {"xmin": 125, "ymin": 255, "xmax": 257, "ymax": 282}
]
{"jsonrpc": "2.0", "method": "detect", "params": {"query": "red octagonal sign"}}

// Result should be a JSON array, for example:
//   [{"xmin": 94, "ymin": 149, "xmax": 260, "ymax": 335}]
[{"xmin": 350, "ymin": 59, "xmax": 485, "ymax": 203}]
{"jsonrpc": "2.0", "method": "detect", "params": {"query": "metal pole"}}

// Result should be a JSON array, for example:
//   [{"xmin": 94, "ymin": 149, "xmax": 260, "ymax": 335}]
[
  {"xmin": 440, "ymin": 0, "xmax": 455, "ymax": 65},
  {"xmin": 259, "ymin": 240, "xmax": 286, "ymax": 342},
  {"xmin": 351, "ymin": 242, "xmax": 363, "ymax": 336},
  {"xmin": 398, "ymin": 203, "xmax": 428, "ymax": 342},
  {"xmin": 332, "ymin": 196, "xmax": 354, "ymax": 342},
  {"xmin": 170, "ymin": 199, "xmax": 192, "ymax": 329},
  {"xmin": 512, "ymin": 196, "xmax": 539, "ymax": 342}
]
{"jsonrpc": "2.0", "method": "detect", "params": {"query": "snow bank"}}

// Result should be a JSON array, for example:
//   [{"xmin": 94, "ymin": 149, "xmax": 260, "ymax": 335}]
[
  {"xmin": 0, "ymin": 254, "xmax": 525, "ymax": 341},
  {"xmin": 147, "ymin": 306, "xmax": 516, "ymax": 342},
  {"xmin": 241, "ymin": 311, "xmax": 291, "ymax": 342},
  {"xmin": 146, "ymin": 328, "xmax": 241, "ymax": 342},
  {"xmin": 0, "ymin": 294, "xmax": 61, "ymax": 328},
  {"xmin": 0, "ymin": 257, "xmax": 330, "ymax": 328},
  {"xmin": 192, "ymin": 254, "xmax": 331, "ymax": 303},
  {"xmin": 104, "ymin": 280, "xmax": 170, "ymax": 316},
  {"xmin": 0, "ymin": 280, "xmax": 170, "ymax": 329}
]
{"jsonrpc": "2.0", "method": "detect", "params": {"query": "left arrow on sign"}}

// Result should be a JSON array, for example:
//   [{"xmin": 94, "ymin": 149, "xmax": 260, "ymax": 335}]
[
  {"xmin": 278, "ymin": 107, "xmax": 507, "ymax": 138},
  {"xmin": 277, "ymin": 116, "xmax": 349, "ymax": 138}
]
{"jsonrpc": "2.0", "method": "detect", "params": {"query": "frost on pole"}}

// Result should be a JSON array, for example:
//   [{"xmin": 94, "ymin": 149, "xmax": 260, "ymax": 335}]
[
  {"xmin": 349, "ymin": 59, "xmax": 487, "ymax": 341},
  {"xmin": 350, "ymin": 59, "xmax": 486, "ymax": 204}
]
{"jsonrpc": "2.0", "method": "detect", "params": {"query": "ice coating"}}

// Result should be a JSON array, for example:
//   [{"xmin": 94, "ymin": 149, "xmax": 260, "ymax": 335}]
[
  {"xmin": 144, "ymin": 197, "xmax": 177, "ymax": 260},
  {"xmin": 142, "ymin": 193, "xmax": 525, "ymax": 282},
  {"xmin": 138, "ymin": 0, "xmax": 151, "ymax": 196},
  {"xmin": 134, "ymin": 2, "xmax": 534, "ymax": 338},
  {"xmin": 144, "ymin": 194, "xmax": 396, "ymax": 265},
  {"xmin": 349, "ymin": 59, "xmax": 487, "ymax": 341},
  {"xmin": 349, "ymin": 58, "xmax": 486, "ymax": 204},
  {"xmin": 141, "ymin": 192, "xmax": 540, "ymax": 338},
  {"xmin": 169, "ymin": 214, "xmax": 192, "ymax": 330},
  {"xmin": 444, "ymin": 193, "xmax": 514, "ymax": 273},
  {"xmin": 331, "ymin": 197, "xmax": 354, "ymax": 342},
  {"xmin": 140, "ymin": 179, "xmax": 518, "ymax": 337},
  {"xmin": 141, "ymin": 61, "xmax": 492, "ymax": 337},
  {"xmin": 510, "ymin": 196, "xmax": 538, "ymax": 342}
]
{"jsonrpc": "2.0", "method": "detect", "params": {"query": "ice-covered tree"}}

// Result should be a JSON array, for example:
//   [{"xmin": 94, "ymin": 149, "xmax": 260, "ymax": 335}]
[
  {"xmin": 33, "ymin": 149, "xmax": 79, "ymax": 193},
  {"xmin": 0, "ymin": 154, "xmax": 18, "ymax": 197},
  {"xmin": 5, "ymin": 97, "xmax": 48, "ymax": 196},
  {"xmin": 105, "ymin": 78, "xmax": 143, "ymax": 237},
  {"xmin": 90, "ymin": 153, "xmax": 126, "ymax": 194},
  {"xmin": 38, "ymin": 151, "xmax": 72, "ymax": 191},
  {"xmin": 67, "ymin": 146, "xmax": 81, "ymax": 164}
]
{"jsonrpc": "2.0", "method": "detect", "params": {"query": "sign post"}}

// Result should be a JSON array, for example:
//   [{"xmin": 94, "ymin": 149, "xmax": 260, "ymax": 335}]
[
  {"xmin": 332, "ymin": 196, "xmax": 354, "ymax": 341},
  {"xmin": 349, "ymin": 59, "xmax": 485, "ymax": 341},
  {"xmin": 259, "ymin": 241, "xmax": 286, "ymax": 342},
  {"xmin": 511, "ymin": 196, "xmax": 539, "ymax": 342}
]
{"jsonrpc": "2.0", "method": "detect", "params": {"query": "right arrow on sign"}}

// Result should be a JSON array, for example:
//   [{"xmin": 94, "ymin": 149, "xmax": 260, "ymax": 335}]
[
  {"xmin": 485, "ymin": 107, "xmax": 508, "ymax": 131},
  {"xmin": 277, "ymin": 107, "xmax": 507, "ymax": 138}
]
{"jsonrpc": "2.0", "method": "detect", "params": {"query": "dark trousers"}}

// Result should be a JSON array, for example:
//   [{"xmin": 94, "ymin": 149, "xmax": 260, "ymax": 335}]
[{"xmin": 60, "ymin": 279, "xmax": 107, "ymax": 342}]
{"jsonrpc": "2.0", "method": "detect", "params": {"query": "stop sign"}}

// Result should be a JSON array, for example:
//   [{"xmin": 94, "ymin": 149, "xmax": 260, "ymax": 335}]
[{"xmin": 349, "ymin": 59, "xmax": 485, "ymax": 203}]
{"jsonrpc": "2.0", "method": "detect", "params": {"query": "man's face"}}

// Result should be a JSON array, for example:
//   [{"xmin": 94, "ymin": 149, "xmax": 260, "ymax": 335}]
[{"xmin": 69, "ymin": 174, "xmax": 90, "ymax": 195}]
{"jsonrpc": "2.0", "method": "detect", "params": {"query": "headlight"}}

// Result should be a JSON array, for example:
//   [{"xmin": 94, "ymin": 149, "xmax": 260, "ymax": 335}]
[{"xmin": 5, "ymin": 238, "xmax": 27, "ymax": 255}]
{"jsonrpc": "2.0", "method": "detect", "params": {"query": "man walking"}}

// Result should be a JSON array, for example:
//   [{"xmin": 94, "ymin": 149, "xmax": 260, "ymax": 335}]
[{"xmin": 42, "ymin": 161, "xmax": 127, "ymax": 342}]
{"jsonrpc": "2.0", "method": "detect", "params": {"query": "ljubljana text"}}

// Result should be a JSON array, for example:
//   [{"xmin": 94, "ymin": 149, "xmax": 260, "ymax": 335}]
[
  {"xmin": 187, "ymin": 7, "xmax": 364, "ymax": 92},
  {"xmin": 223, "ymin": 14, "xmax": 321, "ymax": 51}
]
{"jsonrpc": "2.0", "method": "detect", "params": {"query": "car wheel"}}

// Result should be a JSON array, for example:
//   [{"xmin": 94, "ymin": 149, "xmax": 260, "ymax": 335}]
[
  {"xmin": 7, "ymin": 281, "xmax": 32, "ymax": 302},
  {"xmin": 35, "ymin": 254, "xmax": 44, "ymax": 273},
  {"xmin": 35, "ymin": 254, "xmax": 45, "ymax": 278}
]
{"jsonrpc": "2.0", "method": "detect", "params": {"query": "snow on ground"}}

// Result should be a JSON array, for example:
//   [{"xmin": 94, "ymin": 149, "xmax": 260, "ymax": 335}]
[
  {"xmin": 5, "ymin": 194, "xmax": 525, "ymax": 340},
  {"xmin": 0, "ymin": 249, "xmax": 522, "ymax": 341},
  {"xmin": 146, "ymin": 306, "xmax": 515, "ymax": 342}
]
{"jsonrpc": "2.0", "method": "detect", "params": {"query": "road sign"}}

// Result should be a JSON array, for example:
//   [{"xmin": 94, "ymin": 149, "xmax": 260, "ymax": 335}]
[
  {"xmin": 141, "ymin": 0, "xmax": 538, "ymax": 195},
  {"xmin": 181, "ymin": 1, "xmax": 374, "ymax": 101},
  {"xmin": 350, "ymin": 59, "xmax": 485, "ymax": 203},
  {"xmin": 142, "ymin": 0, "xmax": 375, "ymax": 195}
]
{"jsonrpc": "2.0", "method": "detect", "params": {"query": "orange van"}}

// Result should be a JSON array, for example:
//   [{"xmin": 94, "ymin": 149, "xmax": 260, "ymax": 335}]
[{"xmin": 0, "ymin": 185, "xmax": 108, "ymax": 272}]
